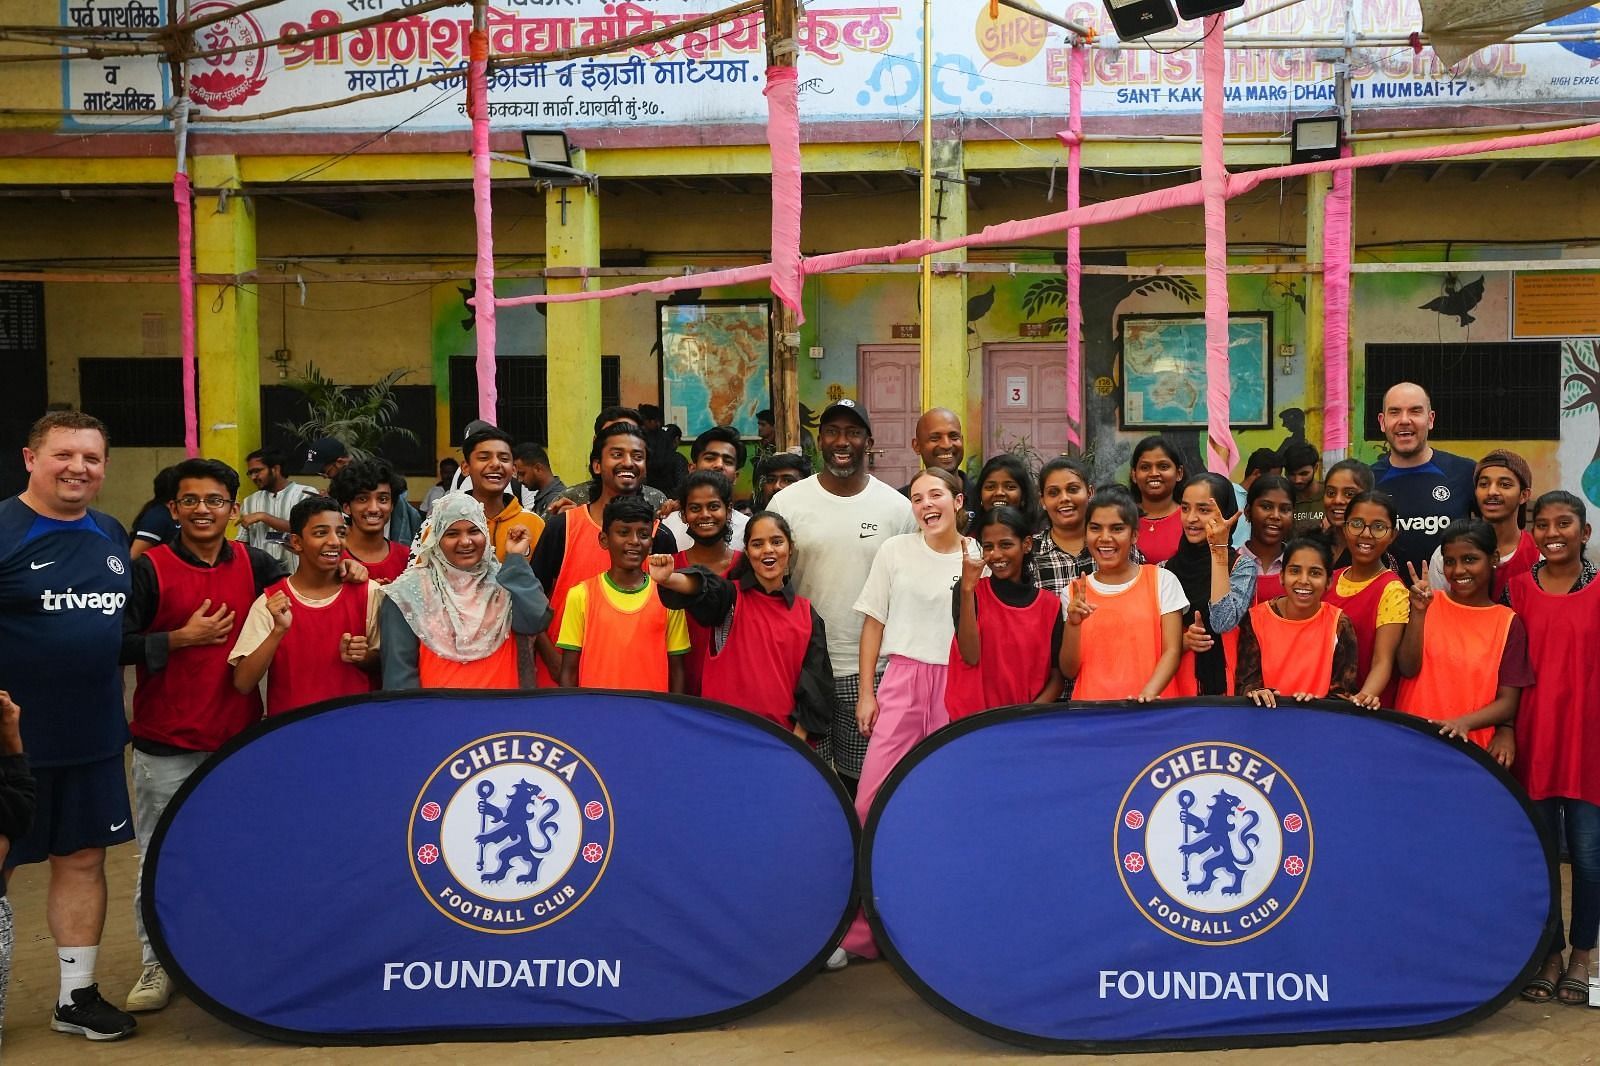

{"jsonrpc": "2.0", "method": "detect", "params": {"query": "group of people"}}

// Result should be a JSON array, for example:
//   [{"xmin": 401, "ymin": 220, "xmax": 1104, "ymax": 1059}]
[{"xmin": 0, "ymin": 377, "xmax": 1594, "ymax": 1045}]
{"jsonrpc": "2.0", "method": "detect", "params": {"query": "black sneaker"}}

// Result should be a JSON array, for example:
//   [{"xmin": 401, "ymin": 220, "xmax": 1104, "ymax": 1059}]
[{"xmin": 51, "ymin": 984, "xmax": 137, "ymax": 1041}]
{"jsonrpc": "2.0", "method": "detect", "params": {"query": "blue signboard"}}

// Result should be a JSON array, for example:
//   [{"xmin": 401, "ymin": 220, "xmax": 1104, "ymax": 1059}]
[
  {"xmin": 863, "ymin": 700, "xmax": 1554, "ymax": 1052},
  {"xmin": 145, "ymin": 690, "xmax": 857, "ymax": 1044}
]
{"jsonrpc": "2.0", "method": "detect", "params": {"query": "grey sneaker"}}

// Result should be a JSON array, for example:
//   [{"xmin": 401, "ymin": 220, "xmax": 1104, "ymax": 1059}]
[
  {"xmin": 125, "ymin": 963, "xmax": 173, "ymax": 1012},
  {"xmin": 51, "ymin": 984, "xmax": 137, "ymax": 1040}
]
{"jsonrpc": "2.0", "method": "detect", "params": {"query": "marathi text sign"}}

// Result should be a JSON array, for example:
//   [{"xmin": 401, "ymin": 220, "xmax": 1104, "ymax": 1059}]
[
  {"xmin": 59, "ymin": 0, "xmax": 1600, "ymax": 130},
  {"xmin": 147, "ymin": 690, "xmax": 857, "ymax": 1043},
  {"xmin": 865, "ymin": 700, "xmax": 1551, "ymax": 1050}
]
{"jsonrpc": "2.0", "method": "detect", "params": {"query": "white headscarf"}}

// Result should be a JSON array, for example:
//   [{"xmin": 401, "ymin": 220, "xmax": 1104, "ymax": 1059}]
[{"xmin": 380, "ymin": 492, "xmax": 512, "ymax": 662}]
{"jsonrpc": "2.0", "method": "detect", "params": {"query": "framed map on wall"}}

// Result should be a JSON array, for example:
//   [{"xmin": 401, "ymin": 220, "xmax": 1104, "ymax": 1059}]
[
  {"xmin": 1118, "ymin": 312, "xmax": 1273, "ymax": 430},
  {"xmin": 657, "ymin": 300, "xmax": 772, "ymax": 438}
]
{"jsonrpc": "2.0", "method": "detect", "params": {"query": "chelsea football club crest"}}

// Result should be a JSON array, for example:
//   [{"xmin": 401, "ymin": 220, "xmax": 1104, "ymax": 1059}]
[
  {"xmin": 410, "ymin": 732, "xmax": 614, "ymax": 934},
  {"xmin": 1114, "ymin": 742, "xmax": 1310, "ymax": 946}
]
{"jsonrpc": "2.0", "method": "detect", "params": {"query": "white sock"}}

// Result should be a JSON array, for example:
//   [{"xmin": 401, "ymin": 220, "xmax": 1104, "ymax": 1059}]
[{"xmin": 58, "ymin": 945, "xmax": 98, "ymax": 1008}]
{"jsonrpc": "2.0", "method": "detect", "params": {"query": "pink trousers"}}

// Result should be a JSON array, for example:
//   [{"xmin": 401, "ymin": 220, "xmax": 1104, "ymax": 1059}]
[{"xmin": 842, "ymin": 655, "xmax": 949, "ymax": 959}]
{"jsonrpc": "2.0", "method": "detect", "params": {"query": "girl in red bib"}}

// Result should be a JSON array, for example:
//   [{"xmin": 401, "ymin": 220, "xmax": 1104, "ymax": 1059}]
[
  {"xmin": 1395, "ymin": 519, "xmax": 1533, "ymax": 750},
  {"xmin": 1323, "ymin": 490, "xmax": 1405, "ymax": 710},
  {"xmin": 1060, "ymin": 488, "xmax": 1185, "ymax": 701},
  {"xmin": 654, "ymin": 511, "xmax": 831, "ymax": 737},
  {"xmin": 1237, "ymin": 538, "xmax": 1359, "ymax": 706},
  {"xmin": 1504, "ymin": 490, "xmax": 1600, "ymax": 1005},
  {"xmin": 1128, "ymin": 436, "xmax": 1185, "ymax": 564},
  {"xmin": 946, "ymin": 506, "xmax": 1063, "ymax": 719},
  {"xmin": 670, "ymin": 471, "xmax": 742, "ymax": 697},
  {"xmin": 1242, "ymin": 474, "xmax": 1295, "ymax": 604},
  {"xmin": 1319, "ymin": 459, "xmax": 1375, "ymax": 570},
  {"xmin": 377, "ymin": 493, "xmax": 550, "ymax": 689}
]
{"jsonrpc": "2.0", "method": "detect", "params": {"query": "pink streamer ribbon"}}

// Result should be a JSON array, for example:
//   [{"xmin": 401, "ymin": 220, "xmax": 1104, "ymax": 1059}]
[
  {"xmin": 174, "ymin": 172, "xmax": 198, "ymax": 458},
  {"xmin": 1064, "ymin": 45, "xmax": 1084, "ymax": 452},
  {"xmin": 765, "ymin": 65, "xmax": 805, "ymax": 322},
  {"xmin": 469, "ymin": 29, "xmax": 498, "ymax": 423},
  {"xmin": 1321, "ymin": 146, "xmax": 1354, "ymax": 455},
  {"xmin": 490, "ymin": 121, "xmax": 1600, "ymax": 309},
  {"xmin": 1201, "ymin": 17, "xmax": 1237, "ymax": 476}
]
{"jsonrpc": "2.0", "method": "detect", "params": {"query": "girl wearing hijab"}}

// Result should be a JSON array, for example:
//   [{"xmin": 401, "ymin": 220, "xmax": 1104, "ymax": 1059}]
[
  {"xmin": 378, "ymin": 493, "xmax": 551, "ymax": 689},
  {"xmin": 1166, "ymin": 473, "xmax": 1258, "ymax": 696}
]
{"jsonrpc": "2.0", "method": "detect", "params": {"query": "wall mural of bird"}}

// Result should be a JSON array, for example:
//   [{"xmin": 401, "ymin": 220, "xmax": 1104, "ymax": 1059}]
[
  {"xmin": 966, "ymin": 285, "xmax": 996, "ymax": 333},
  {"xmin": 1419, "ymin": 274, "xmax": 1485, "ymax": 327}
]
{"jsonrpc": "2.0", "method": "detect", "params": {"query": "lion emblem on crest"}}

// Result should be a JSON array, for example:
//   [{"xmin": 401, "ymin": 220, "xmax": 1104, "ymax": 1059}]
[
  {"xmin": 1178, "ymin": 788, "xmax": 1261, "ymax": 896},
  {"xmin": 474, "ymin": 779, "xmax": 561, "ymax": 885}
]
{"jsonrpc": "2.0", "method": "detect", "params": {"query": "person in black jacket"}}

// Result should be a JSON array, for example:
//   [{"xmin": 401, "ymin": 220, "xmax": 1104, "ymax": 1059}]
[{"xmin": 0, "ymin": 689, "xmax": 39, "ymax": 1051}]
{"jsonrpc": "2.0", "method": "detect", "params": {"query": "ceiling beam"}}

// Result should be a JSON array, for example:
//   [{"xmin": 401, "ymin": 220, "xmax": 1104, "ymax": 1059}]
[
  {"xmin": 1426, "ymin": 162, "xmax": 1451, "ymax": 183},
  {"xmin": 1473, "ymin": 161, "xmax": 1498, "ymax": 182}
]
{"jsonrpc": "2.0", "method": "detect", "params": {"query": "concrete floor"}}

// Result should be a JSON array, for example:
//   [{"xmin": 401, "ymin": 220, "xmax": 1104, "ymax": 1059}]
[{"xmin": 3, "ymin": 838, "xmax": 1597, "ymax": 1064}]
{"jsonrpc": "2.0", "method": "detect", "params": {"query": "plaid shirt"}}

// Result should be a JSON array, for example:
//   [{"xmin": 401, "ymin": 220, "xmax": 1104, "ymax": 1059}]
[{"xmin": 1032, "ymin": 535, "xmax": 1145, "ymax": 599}]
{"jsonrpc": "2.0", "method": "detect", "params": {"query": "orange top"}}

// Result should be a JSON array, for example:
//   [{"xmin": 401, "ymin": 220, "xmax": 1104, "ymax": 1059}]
[
  {"xmin": 1248, "ymin": 601, "xmax": 1343, "ymax": 698},
  {"xmin": 1075, "ymin": 566, "xmax": 1177, "ymax": 701},
  {"xmin": 535, "ymin": 504, "xmax": 613, "ymax": 686},
  {"xmin": 418, "ymin": 638, "xmax": 519, "ymax": 689},
  {"xmin": 1170, "ymin": 630, "xmax": 1241, "ymax": 698},
  {"xmin": 567, "ymin": 573, "xmax": 674, "ymax": 692},
  {"xmin": 1394, "ymin": 593, "xmax": 1514, "ymax": 749}
]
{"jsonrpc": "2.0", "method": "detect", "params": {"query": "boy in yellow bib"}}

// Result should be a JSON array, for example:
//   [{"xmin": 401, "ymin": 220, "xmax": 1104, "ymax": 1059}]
[{"xmin": 557, "ymin": 494, "xmax": 689, "ymax": 693}]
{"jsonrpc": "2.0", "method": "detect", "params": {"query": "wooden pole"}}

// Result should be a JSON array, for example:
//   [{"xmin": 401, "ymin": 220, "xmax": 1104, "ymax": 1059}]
[{"xmin": 764, "ymin": 0, "xmax": 801, "ymax": 452}]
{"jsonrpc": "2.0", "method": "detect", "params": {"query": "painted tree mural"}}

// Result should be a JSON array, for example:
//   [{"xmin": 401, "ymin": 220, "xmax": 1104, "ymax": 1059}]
[{"xmin": 1562, "ymin": 338, "xmax": 1600, "ymax": 507}]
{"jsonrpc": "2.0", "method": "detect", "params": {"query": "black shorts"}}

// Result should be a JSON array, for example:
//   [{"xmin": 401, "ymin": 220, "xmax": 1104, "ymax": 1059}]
[{"xmin": 3, "ymin": 753, "xmax": 133, "ymax": 868}]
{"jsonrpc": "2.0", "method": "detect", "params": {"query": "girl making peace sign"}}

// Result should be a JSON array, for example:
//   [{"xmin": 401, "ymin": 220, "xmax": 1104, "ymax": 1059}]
[{"xmin": 1394, "ymin": 519, "xmax": 1533, "ymax": 752}]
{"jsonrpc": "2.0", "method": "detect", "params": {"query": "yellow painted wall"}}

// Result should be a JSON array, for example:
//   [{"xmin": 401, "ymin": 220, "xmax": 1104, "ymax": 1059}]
[{"xmin": 5, "ymin": 153, "xmax": 1599, "ymax": 519}]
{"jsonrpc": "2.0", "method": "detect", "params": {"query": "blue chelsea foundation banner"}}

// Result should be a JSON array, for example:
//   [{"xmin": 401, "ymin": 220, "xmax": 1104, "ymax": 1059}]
[
  {"xmin": 863, "ymin": 699, "xmax": 1553, "ymax": 1052},
  {"xmin": 145, "ymin": 690, "xmax": 857, "ymax": 1044}
]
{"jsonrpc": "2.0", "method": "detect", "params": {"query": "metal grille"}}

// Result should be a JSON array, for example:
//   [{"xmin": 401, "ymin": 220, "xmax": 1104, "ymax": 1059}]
[
  {"xmin": 260, "ymin": 384, "xmax": 437, "ymax": 476},
  {"xmin": 449, "ymin": 355, "xmax": 621, "ymax": 448},
  {"xmin": 79, "ymin": 357, "xmax": 184, "ymax": 447},
  {"xmin": 1363, "ymin": 342, "xmax": 1560, "ymax": 441}
]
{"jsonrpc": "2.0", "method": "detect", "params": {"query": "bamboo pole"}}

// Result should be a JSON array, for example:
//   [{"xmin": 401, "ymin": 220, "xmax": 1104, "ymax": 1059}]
[
  {"xmin": 918, "ymin": 0, "xmax": 933, "ymax": 412},
  {"xmin": 765, "ymin": 0, "xmax": 801, "ymax": 453}
]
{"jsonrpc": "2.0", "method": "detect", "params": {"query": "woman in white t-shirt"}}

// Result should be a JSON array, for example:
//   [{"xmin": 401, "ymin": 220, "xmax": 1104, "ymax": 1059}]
[{"xmin": 838, "ymin": 468, "xmax": 968, "ymax": 961}]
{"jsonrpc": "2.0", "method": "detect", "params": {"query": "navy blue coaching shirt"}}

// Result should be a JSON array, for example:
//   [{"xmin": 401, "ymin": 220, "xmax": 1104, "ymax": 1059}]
[
  {"xmin": 0, "ymin": 497, "xmax": 131, "ymax": 767},
  {"xmin": 1372, "ymin": 448, "xmax": 1477, "ymax": 579}
]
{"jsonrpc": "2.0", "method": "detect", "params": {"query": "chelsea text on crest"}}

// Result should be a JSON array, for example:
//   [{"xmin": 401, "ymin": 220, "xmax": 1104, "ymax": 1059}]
[
  {"xmin": 1146, "ymin": 747, "xmax": 1279, "ymax": 792},
  {"xmin": 449, "ymin": 737, "xmax": 581, "ymax": 782}
]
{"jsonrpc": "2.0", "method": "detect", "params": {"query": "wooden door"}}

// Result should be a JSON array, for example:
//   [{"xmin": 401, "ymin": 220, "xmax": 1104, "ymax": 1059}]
[
  {"xmin": 857, "ymin": 343, "xmax": 920, "ymax": 490},
  {"xmin": 984, "ymin": 343, "xmax": 1073, "ymax": 468}
]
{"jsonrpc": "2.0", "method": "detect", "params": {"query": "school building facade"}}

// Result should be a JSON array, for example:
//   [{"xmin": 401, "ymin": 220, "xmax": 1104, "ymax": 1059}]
[{"xmin": 3, "ymin": 0, "xmax": 1600, "ymax": 522}]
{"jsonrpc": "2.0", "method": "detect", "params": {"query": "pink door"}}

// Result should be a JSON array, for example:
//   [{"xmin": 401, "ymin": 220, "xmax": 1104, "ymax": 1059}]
[
  {"xmin": 984, "ymin": 343, "xmax": 1073, "ymax": 469},
  {"xmin": 858, "ymin": 343, "xmax": 920, "ymax": 490}
]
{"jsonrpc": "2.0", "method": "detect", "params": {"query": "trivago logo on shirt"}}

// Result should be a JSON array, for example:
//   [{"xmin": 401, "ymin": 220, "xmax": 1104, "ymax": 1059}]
[{"xmin": 39, "ymin": 587, "xmax": 127, "ymax": 615}]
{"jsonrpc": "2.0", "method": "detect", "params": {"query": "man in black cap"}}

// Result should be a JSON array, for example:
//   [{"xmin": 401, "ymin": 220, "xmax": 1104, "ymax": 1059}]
[
  {"xmin": 304, "ymin": 437, "xmax": 349, "ymax": 481},
  {"xmin": 306, "ymin": 437, "xmax": 420, "ymax": 546},
  {"xmin": 767, "ymin": 399, "xmax": 915, "ymax": 798}
]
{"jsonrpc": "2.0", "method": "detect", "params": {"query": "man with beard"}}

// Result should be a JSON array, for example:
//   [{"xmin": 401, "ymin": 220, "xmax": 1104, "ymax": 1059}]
[
  {"xmin": 1370, "ymin": 382, "xmax": 1475, "ymax": 578},
  {"xmin": 901, "ymin": 407, "xmax": 975, "ymax": 506},
  {"xmin": 662, "ymin": 426, "xmax": 749, "ymax": 550},
  {"xmin": 531, "ymin": 423, "xmax": 676, "ymax": 686},
  {"xmin": 238, "ymin": 448, "xmax": 315, "ymax": 574},
  {"xmin": 768, "ymin": 400, "xmax": 915, "ymax": 796}
]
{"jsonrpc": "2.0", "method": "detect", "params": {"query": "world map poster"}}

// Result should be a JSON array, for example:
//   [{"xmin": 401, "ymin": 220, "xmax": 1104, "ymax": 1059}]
[
  {"xmin": 659, "ymin": 301, "xmax": 771, "ymax": 438},
  {"xmin": 1119, "ymin": 313, "xmax": 1273, "ymax": 430}
]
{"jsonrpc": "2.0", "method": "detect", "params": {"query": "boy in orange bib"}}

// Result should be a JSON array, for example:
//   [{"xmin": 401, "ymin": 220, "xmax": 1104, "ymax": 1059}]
[
  {"xmin": 557, "ymin": 494, "xmax": 689, "ymax": 693},
  {"xmin": 1396, "ymin": 519, "xmax": 1533, "ymax": 751}
]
